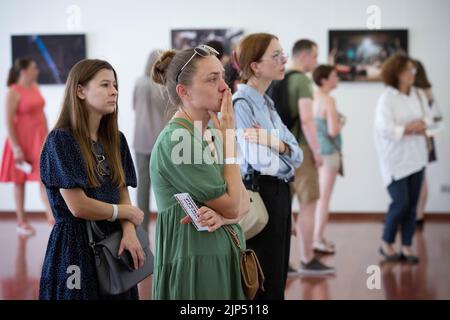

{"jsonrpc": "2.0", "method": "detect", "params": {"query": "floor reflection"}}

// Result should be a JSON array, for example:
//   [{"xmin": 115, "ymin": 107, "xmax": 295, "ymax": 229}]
[
  {"xmin": 380, "ymin": 230, "xmax": 435, "ymax": 300},
  {"xmin": 1, "ymin": 235, "xmax": 39, "ymax": 299},
  {"xmin": 300, "ymin": 277, "xmax": 331, "ymax": 300},
  {"xmin": 0, "ymin": 215, "xmax": 448, "ymax": 300}
]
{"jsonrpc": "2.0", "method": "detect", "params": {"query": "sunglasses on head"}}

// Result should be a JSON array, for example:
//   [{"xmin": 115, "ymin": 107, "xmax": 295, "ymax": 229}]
[{"xmin": 175, "ymin": 44, "xmax": 220, "ymax": 83}]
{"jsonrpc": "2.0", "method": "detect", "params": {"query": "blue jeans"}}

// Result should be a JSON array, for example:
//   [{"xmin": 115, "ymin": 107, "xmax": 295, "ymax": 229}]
[{"xmin": 382, "ymin": 169, "xmax": 424, "ymax": 246}]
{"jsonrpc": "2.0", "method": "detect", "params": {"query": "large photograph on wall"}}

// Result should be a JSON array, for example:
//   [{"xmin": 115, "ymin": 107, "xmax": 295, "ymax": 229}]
[
  {"xmin": 11, "ymin": 34, "xmax": 86, "ymax": 85},
  {"xmin": 171, "ymin": 29, "xmax": 244, "ymax": 63},
  {"xmin": 328, "ymin": 29, "xmax": 408, "ymax": 81}
]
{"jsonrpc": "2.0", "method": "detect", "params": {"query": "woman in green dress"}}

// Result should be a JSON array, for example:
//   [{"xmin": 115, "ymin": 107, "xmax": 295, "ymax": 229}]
[{"xmin": 150, "ymin": 45, "xmax": 250, "ymax": 299}]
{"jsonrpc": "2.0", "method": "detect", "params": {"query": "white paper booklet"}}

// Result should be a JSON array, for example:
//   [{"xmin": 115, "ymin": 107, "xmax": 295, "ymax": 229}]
[
  {"xmin": 16, "ymin": 161, "xmax": 32, "ymax": 174},
  {"xmin": 174, "ymin": 193, "xmax": 208, "ymax": 231}
]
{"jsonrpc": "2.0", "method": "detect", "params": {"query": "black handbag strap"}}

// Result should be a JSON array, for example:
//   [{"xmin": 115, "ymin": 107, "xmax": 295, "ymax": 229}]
[
  {"xmin": 232, "ymin": 97, "xmax": 277, "ymax": 127},
  {"xmin": 233, "ymin": 97, "xmax": 275, "ymax": 181},
  {"xmin": 86, "ymin": 220, "xmax": 107, "ymax": 247},
  {"xmin": 326, "ymin": 134, "xmax": 342, "ymax": 157}
]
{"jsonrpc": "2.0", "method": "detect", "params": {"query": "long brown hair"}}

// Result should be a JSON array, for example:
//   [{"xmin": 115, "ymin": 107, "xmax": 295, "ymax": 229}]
[
  {"xmin": 54, "ymin": 59, "xmax": 125, "ymax": 188},
  {"xmin": 413, "ymin": 59, "xmax": 432, "ymax": 89},
  {"xmin": 7, "ymin": 57, "xmax": 34, "ymax": 86}
]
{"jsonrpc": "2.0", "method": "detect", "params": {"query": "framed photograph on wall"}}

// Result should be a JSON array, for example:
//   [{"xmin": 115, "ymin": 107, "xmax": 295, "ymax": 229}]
[
  {"xmin": 171, "ymin": 28, "xmax": 244, "ymax": 63},
  {"xmin": 11, "ymin": 34, "xmax": 87, "ymax": 85},
  {"xmin": 328, "ymin": 29, "xmax": 408, "ymax": 81}
]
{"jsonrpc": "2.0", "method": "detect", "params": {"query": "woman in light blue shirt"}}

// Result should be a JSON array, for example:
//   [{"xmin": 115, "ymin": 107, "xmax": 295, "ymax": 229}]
[{"xmin": 233, "ymin": 33, "xmax": 302, "ymax": 300}]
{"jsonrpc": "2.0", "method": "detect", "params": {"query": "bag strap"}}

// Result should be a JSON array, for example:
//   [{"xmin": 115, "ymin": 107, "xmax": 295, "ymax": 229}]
[
  {"xmin": 233, "ymin": 96, "xmax": 276, "ymax": 127},
  {"xmin": 233, "ymin": 96, "xmax": 278, "ymax": 177},
  {"xmin": 326, "ymin": 134, "xmax": 342, "ymax": 156},
  {"xmin": 224, "ymin": 225, "xmax": 242, "ymax": 250},
  {"xmin": 232, "ymin": 97, "xmax": 255, "ymax": 177},
  {"xmin": 232, "ymin": 97, "xmax": 255, "ymax": 118},
  {"xmin": 283, "ymin": 71, "xmax": 302, "ymax": 130},
  {"xmin": 414, "ymin": 88, "xmax": 427, "ymax": 117},
  {"xmin": 85, "ymin": 220, "xmax": 107, "ymax": 247},
  {"xmin": 86, "ymin": 220, "xmax": 95, "ymax": 247},
  {"xmin": 171, "ymin": 118, "xmax": 194, "ymax": 134}
]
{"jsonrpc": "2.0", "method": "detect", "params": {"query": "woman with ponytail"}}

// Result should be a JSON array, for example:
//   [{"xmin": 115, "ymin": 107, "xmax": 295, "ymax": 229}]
[{"xmin": 150, "ymin": 46, "xmax": 249, "ymax": 299}]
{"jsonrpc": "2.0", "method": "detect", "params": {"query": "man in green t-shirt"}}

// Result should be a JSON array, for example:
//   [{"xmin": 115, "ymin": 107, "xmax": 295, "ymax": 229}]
[{"xmin": 287, "ymin": 39, "xmax": 335, "ymax": 275}]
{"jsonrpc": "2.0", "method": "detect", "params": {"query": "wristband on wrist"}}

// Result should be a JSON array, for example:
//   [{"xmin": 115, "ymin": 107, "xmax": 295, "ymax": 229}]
[
  {"xmin": 224, "ymin": 157, "xmax": 238, "ymax": 165},
  {"xmin": 108, "ymin": 204, "xmax": 119, "ymax": 222}
]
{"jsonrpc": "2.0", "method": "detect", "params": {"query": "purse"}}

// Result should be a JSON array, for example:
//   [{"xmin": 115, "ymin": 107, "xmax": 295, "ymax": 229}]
[
  {"xmin": 225, "ymin": 225, "xmax": 265, "ymax": 300},
  {"xmin": 240, "ymin": 172, "xmax": 269, "ymax": 240},
  {"xmin": 86, "ymin": 221, "xmax": 154, "ymax": 296},
  {"xmin": 239, "ymin": 190, "xmax": 269, "ymax": 240},
  {"xmin": 426, "ymin": 136, "xmax": 437, "ymax": 162}
]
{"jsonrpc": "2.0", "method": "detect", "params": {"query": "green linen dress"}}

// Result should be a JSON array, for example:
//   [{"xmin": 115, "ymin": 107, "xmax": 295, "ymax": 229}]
[{"xmin": 150, "ymin": 117, "xmax": 245, "ymax": 300}]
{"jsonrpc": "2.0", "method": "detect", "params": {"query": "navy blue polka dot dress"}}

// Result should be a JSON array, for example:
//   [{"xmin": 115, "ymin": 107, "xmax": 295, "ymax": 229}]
[{"xmin": 39, "ymin": 128, "xmax": 139, "ymax": 300}]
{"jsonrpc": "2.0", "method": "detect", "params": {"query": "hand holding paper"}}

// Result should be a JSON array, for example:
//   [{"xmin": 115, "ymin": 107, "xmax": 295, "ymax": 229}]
[
  {"xmin": 174, "ymin": 193, "xmax": 208, "ymax": 231},
  {"xmin": 16, "ymin": 161, "xmax": 32, "ymax": 174}
]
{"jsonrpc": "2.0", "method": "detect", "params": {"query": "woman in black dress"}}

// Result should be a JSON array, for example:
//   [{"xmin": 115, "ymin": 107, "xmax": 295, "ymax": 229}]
[{"xmin": 39, "ymin": 59, "xmax": 145, "ymax": 299}]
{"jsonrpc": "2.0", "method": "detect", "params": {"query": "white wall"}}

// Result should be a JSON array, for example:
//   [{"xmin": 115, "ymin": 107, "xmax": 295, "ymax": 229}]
[{"xmin": 0, "ymin": 0, "xmax": 449, "ymax": 213}]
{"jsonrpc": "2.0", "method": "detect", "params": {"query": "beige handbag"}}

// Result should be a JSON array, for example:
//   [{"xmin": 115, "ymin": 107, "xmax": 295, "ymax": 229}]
[
  {"xmin": 239, "ymin": 190, "xmax": 269, "ymax": 240},
  {"xmin": 225, "ymin": 225, "xmax": 265, "ymax": 300}
]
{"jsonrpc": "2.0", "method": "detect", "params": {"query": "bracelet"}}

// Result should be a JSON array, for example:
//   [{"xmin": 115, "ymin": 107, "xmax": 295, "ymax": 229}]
[
  {"xmin": 224, "ymin": 157, "xmax": 238, "ymax": 165},
  {"xmin": 108, "ymin": 204, "xmax": 119, "ymax": 222}
]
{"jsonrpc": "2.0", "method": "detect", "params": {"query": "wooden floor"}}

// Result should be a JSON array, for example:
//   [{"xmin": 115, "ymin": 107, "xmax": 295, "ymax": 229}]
[{"xmin": 0, "ymin": 213, "xmax": 449, "ymax": 300}]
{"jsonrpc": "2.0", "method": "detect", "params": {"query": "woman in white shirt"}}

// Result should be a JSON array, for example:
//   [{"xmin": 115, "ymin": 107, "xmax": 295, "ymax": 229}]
[{"xmin": 375, "ymin": 54, "xmax": 432, "ymax": 264}]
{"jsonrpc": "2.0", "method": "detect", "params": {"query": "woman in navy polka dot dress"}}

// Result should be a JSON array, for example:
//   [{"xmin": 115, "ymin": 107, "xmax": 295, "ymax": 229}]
[{"xmin": 39, "ymin": 59, "xmax": 145, "ymax": 300}]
